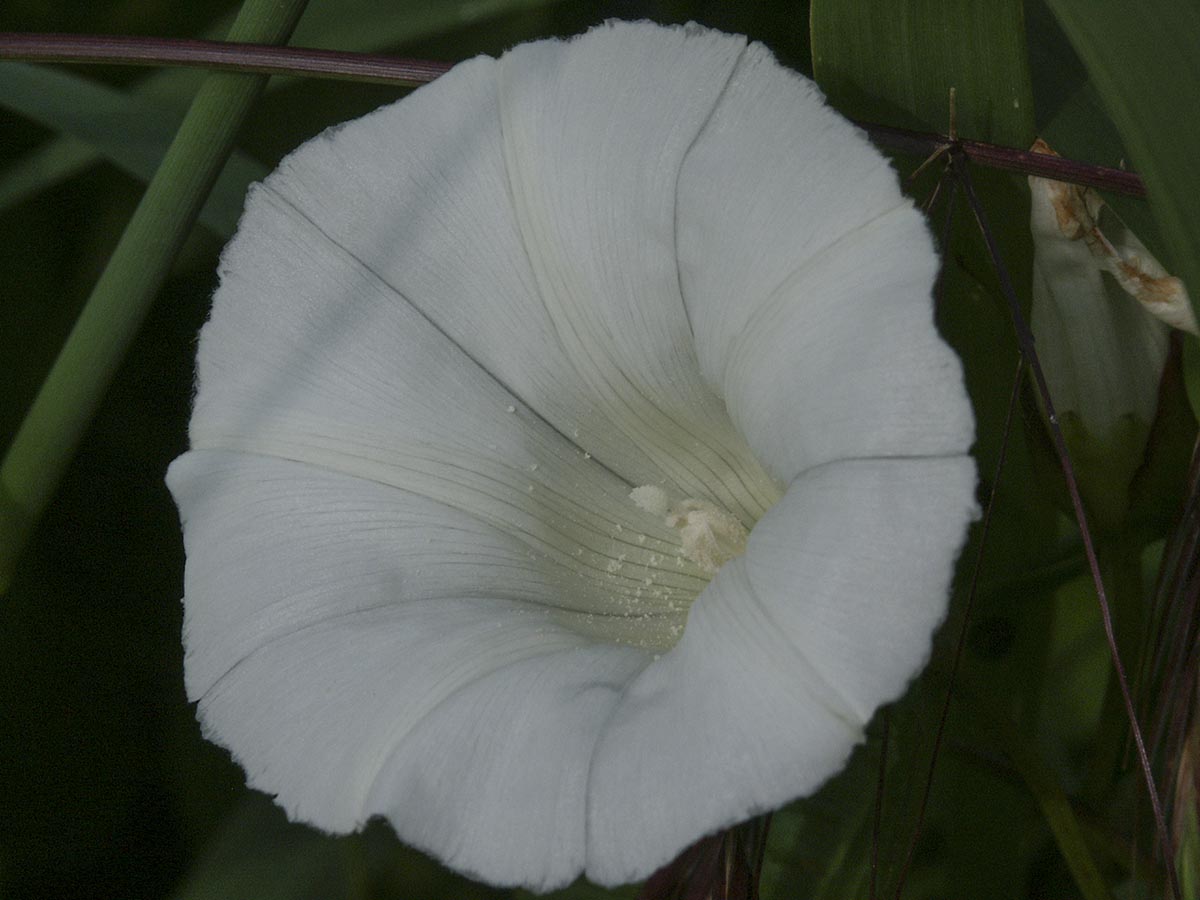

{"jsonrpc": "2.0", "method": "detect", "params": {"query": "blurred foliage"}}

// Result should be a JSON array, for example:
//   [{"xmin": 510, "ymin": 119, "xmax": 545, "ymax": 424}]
[{"xmin": 0, "ymin": 0, "xmax": 1196, "ymax": 898}]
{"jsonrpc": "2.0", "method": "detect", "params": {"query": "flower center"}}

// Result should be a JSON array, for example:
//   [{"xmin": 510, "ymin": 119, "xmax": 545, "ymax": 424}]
[
  {"xmin": 544, "ymin": 484, "xmax": 751, "ymax": 653},
  {"xmin": 542, "ymin": 478, "xmax": 758, "ymax": 654},
  {"xmin": 629, "ymin": 485, "xmax": 748, "ymax": 575}
]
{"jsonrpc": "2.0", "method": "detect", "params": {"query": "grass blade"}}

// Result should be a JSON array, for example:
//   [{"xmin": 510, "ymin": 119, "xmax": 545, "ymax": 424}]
[
  {"xmin": 992, "ymin": 715, "xmax": 1113, "ymax": 900},
  {"xmin": 0, "ymin": 0, "xmax": 312, "ymax": 593}
]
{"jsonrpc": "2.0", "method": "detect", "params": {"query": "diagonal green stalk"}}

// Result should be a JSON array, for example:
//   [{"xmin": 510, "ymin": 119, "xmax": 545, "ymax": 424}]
[
  {"xmin": 0, "ymin": 0, "xmax": 311, "ymax": 594},
  {"xmin": 991, "ymin": 713, "xmax": 1113, "ymax": 900}
]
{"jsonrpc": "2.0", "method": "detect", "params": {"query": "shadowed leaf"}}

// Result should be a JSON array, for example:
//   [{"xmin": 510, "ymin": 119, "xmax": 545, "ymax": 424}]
[
  {"xmin": 0, "ymin": 62, "xmax": 266, "ymax": 236},
  {"xmin": 810, "ymin": 0, "xmax": 1034, "ymax": 147}
]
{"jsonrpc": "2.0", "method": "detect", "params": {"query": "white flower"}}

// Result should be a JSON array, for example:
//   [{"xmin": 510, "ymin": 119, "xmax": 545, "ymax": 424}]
[{"xmin": 166, "ymin": 20, "xmax": 976, "ymax": 892}]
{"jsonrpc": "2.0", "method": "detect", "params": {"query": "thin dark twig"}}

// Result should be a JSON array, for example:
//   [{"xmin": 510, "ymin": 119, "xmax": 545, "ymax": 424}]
[
  {"xmin": 893, "ymin": 355, "xmax": 1024, "ymax": 900},
  {"xmin": 870, "ymin": 709, "xmax": 891, "ymax": 900},
  {"xmin": 0, "ymin": 31, "xmax": 453, "ymax": 86},
  {"xmin": 952, "ymin": 150, "xmax": 1182, "ymax": 900},
  {"xmin": 863, "ymin": 121, "xmax": 1146, "ymax": 197},
  {"xmin": 1144, "ymin": 439, "xmax": 1200, "ymax": 762},
  {"xmin": 0, "ymin": 31, "xmax": 1149, "ymax": 198},
  {"xmin": 930, "ymin": 177, "xmax": 959, "ymax": 311}
]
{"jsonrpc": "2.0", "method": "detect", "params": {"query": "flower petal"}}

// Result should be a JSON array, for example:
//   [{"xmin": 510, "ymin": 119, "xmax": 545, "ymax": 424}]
[
  {"xmin": 739, "ymin": 456, "xmax": 977, "ymax": 721},
  {"xmin": 235, "ymin": 24, "xmax": 779, "ymax": 524},
  {"xmin": 496, "ymin": 22, "xmax": 777, "ymax": 519},
  {"xmin": 363, "ymin": 640, "xmax": 646, "ymax": 890},
  {"xmin": 169, "ymin": 450, "xmax": 649, "ymax": 890},
  {"xmin": 585, "ymin": 455, "xmax": 976, "ymax": 884},
  {"xmin": 167, "ymin": 449, "xmax": 701, "ymax": 699},
  {"xmin": 1028, "ymin": 162, "xmax": 1171, "ymax": 442},
  {"xmin": 676, "ymin": 42, "xmax": 974, "ymax": 480},
  {"xmin": 169, "ymin": 19, "xmax": 979, "ymax": 893},
  {"xmin": 186, "ymin": 169, "xmax": 714, "ymax": 628},
  {"xmin": 195, "ymin": 597, "xmax": 644, "ymax": 891}
]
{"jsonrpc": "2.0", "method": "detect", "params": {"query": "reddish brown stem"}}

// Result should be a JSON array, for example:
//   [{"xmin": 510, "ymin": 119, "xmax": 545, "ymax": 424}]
[
  {"xmin": 0, "ymin": 31, "xmax": 1149, "ymax": 198},
  {"xmin": 0, "ymin": 31, "xmax": 453, "ymax": 87},
  {"xmin": 864, "ymin": 122, "xmax": 1146, "ymax": 197}
]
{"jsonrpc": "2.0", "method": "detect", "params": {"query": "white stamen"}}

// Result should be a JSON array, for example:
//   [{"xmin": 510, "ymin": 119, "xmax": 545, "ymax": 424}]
[
  {"xmin": 630, "ymin": 486, "xmax": 749, "ymax": 575},
  {"xmin": 629, "ymin": 485, "xmax": 670, "ymax": 517}
]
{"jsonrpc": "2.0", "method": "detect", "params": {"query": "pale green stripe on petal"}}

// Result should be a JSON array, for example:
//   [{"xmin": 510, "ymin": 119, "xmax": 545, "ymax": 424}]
[
  {"xmin": 184, "ymin": 183, "xmax": 712, "ymax": 636},
  {"xmin": 496, "ymin": 23, "xmax": 783, "ymax": 523}
]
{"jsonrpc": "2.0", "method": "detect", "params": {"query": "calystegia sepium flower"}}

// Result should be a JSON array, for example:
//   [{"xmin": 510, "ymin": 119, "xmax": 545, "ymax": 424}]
[{"xmin": 167, "ymin": 20, "xmax": 977, "ymax": 891}]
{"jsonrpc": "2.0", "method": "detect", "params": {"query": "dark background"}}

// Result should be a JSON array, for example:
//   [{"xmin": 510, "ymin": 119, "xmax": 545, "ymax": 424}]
[{"xmin": 1, "ymin": 1, "xmax": 1193, "ymax": 898}]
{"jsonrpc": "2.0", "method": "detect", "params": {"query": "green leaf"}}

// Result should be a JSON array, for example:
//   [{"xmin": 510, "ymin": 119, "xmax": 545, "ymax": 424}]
[
  {"xmin": 990, "ymin": 715, "xmax": 1112, "ymax": 900},
  {"xmin": 1041, "ymin": 0, "xmax": 1200, "ymax": 331},
  {"xmin": 291, "ymin": 0, "xmax": 565, "ymax": 56},
  {"xmin": 0, "ymin": 62, "xmax": 267, "ymax": 237},
  {"xmin": 171, "ymin": 797, "xmax": 354, "ymax": 900},
  {"xmin": 1179, "ymin": 790, "xmax": 1200, "ymax": 899},
  {"xmin": 810, "ymin": 0, "xmax": 1035, "ymax": 147},
  {"xmin": 0, "ymin": 133, "xmax": 113, "ymax": 217}
]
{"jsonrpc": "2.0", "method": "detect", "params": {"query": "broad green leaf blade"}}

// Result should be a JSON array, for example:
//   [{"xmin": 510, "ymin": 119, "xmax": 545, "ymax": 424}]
[
  {"xmin": 292, "ymin": 0, "xmax": 565, "ymax": 56},
  {"xmin": 1042, "ymin": 0, "xmax": 1200, "ymax": 328},
  {"xmin": 0, "ymin": 0, "xmax": 565, "ymax": 218},
  {"xmin": 810, "ymin": 0, "xmax": 1035, "ymax": 147},
  {"xmin": 0, "ymin": 62, "xmax": 266, "ymax": 236}
]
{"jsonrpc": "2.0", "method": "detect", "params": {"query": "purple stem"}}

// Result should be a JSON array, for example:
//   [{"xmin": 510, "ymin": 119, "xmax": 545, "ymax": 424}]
[
  {"xmin": 865, "ymin": 122, "xmax": 1146, "ymax": 198},
  {"xmin": 0, "ymin": 31, "xmax": 453, "ymax": 87},
  {"xmin": 0, "ymin": 31, "xmax": 1149, "ymax": 198}
]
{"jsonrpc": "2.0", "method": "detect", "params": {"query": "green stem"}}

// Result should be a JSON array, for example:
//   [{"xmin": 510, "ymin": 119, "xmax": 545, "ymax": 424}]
[
  {"xmin": 0, "ymin": 0, "xmax": 311, "ymax": 594},
  {"xmin": 993, "ymin": 715, "xmax": 1114, "ymax": 900}
]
